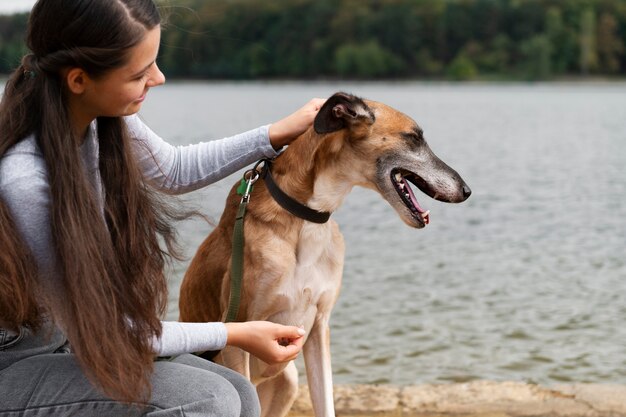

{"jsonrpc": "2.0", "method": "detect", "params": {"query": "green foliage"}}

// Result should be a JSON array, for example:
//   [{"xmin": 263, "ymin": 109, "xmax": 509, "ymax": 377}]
[
  {"xmin": 0, "ymin": 13, "xmax": 28, "ymax": 74},
  {"xmin": 596, "ymin": 12, "xmax": 624, "ymax": 73},
  {"xmin": 2, "ymin": 0, "xmax": 626, "ymax": 79},
  {"xmin": 335, "ymin": 40, "xmax": 404, "ymax": 78},
  {"xmin": 579, "ymin": 7, "xmax": 598, "ymax": 74},
  {"xmin": 414, "ymin": 48, "xmax": 444, "ymax": 77},
  {"xmin": 447, "ymin": 54, "xmax": 478, "ymax": 80},
  {"xmin": 519, "ymin": 34, "xmax": 553, "ymax": 80}
]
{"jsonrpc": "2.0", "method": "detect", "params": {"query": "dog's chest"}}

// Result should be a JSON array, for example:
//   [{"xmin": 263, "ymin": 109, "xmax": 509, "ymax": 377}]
[
  {"xmin": 282, "ymin": 221, "xmax": 344, "ymax": 313},
  {"xmin": 251, "ymin": 221, "xmax": 345, "ymax": 325}
]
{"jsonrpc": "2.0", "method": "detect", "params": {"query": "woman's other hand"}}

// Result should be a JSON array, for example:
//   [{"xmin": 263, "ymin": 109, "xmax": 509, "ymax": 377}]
[
  {"xmin": 269, "ymin": 98, "xmax": 326, "ymax": 150},
  {"xmin": 224, "ymin": 321, "xmax": 306, "ymax": 364}
]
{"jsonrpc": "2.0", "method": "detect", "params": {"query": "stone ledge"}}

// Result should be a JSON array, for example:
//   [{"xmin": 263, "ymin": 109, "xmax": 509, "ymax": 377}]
[{"xmin": 287, "ymin": 381, "xmax": 626, "ymax": 416}]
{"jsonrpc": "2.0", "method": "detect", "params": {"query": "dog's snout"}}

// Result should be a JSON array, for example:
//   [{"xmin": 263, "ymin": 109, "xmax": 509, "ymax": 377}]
[{"xmin": 462, "ymin": 184, "xmax": 472, "ymax": 200}]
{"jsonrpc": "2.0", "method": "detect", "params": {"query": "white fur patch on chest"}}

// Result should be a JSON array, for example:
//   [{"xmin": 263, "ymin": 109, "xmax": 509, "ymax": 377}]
[
  {"xmin": 274, "ymin": 221, "xmax": 344, "ymax": 322},
  {"xmin": 296, "ymin": 221, "xmax": 335, "ymax": 267}
]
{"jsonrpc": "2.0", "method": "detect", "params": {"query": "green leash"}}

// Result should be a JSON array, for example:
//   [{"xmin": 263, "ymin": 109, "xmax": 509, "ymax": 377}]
[{"xmin": 225, "ymin": 168, "xmax": 259, "ymax": 323}]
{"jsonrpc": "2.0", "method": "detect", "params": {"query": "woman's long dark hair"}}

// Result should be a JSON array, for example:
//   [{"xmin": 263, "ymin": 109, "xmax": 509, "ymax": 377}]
[{"xmin": 0, "ymin": 0, "xmax": 182, "ymax": 403}]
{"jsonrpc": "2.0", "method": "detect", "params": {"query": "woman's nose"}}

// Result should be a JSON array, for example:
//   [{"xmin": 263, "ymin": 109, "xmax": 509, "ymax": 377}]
[{"xmin": 148, "ymin": 63, "xmax": 165, "ymax": 87}]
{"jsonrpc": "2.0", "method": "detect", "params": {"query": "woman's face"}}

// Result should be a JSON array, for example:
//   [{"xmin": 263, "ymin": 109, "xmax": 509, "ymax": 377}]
[{"xmin": 79, "ymin": 26, "xmax": 165, "ymax": 119}]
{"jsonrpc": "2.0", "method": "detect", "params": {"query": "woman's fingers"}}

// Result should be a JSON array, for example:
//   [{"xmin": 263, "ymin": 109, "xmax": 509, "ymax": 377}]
[
  {"xmin": 276, "ymin": 325, "xmax": 306, "ymax": 340},
  {"xmin": 277, "ymin": 328, "xmax": 305, "ymax": 362},
  {"xmin": 225, "ymin": 321, "xmax": 307, "ymax": 364},
  {"xmin": 272, "ymin": 325, "xmax": 305, "ymax": 362}
]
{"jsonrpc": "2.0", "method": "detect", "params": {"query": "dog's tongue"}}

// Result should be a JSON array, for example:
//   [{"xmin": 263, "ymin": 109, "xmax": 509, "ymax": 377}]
[{"xmin": 403, "ymin": 179, "xmax": 430, "ymax": 224}]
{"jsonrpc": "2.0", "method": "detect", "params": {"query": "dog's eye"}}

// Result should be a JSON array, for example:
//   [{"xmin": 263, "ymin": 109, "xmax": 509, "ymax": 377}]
[{"xmin": 401, "ymin": 131, "xmax": 424, "ymax": 144}]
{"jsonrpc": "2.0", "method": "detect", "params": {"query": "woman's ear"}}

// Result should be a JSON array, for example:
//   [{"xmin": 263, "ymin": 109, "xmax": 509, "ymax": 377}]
[{"xmin": 64, "ymin": 67, "xmax": 90, "ymax": 95}]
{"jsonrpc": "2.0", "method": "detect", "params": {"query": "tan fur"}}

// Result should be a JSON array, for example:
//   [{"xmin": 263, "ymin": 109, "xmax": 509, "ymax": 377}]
[{"xmin": 180, "ymin": 96, "xmax": 470, "ymax": 417}]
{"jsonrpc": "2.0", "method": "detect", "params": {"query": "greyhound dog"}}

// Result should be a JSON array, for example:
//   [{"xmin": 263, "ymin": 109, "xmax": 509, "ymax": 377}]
[{"xmin": 179, "ymin": 92, "xmax": 471, "ymax": 417}]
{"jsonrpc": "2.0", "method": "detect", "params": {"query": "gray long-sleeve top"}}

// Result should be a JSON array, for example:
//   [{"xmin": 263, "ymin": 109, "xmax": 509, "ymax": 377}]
[{"xmin": 0, "ymin": 114, "xmax": 279, "ymax": 357}]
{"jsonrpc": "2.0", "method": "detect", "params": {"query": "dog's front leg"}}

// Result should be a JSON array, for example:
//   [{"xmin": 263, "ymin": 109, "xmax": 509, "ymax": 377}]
[{"xmin": 303, "ymin": 315, "xmax": 335, "ymax": 417}]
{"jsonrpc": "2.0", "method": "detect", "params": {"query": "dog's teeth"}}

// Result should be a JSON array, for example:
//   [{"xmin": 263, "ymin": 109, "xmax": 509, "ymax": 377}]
[{"xmin": 395, "ymin": 173, "xmax": 402, "ymax": 182}]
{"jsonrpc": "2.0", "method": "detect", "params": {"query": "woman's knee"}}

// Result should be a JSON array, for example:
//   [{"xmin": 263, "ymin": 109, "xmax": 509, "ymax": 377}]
[
  {"xmin": 169, "ymin": 354, "xmax": 260, "ymax": 417},
  {"xmin": 146, "ymin": 395, "xmax": 241, "ymax": 417},
  {"xmin": 217, "ymin": 367, "xmax": 260, "ymax": 417},
  {"xmin": 149, "ymin": 359, "xmax": 259, "ymax": 417}
]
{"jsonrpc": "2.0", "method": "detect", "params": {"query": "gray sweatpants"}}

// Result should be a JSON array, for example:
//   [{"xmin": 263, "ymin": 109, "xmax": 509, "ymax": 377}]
[{"xmin": 0, "ymin": 352, "xmax": 260, "ymax": 417}]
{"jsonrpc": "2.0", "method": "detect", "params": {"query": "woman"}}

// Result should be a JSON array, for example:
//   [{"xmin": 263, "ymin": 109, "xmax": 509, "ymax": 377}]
[{"xmin": 0, "ymin": 1, "xmax": 324, "ymax": 416}]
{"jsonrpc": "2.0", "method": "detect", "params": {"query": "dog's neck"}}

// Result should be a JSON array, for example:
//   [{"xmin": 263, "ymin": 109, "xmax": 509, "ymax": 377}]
[{"xmin": 269, "ymin": 129, "xmax": 357, "ymax": 214}]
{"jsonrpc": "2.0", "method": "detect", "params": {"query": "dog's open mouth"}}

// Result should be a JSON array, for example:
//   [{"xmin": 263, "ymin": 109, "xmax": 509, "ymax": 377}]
[{"xmin": 391, "ymin": 169, "xmax": 430, "ymax": 225}]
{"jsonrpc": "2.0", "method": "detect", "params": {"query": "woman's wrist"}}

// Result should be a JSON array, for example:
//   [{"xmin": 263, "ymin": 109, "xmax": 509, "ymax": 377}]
[
  {"xmin": 268, "ymin": 123, "xmax": 288, "ymax": 150},
  {"xmin": 224, "ymin": 322, "xmax": 246, "ymax": 347}
]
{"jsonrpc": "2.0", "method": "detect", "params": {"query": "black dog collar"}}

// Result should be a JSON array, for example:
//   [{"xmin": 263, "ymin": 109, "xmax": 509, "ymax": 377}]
[{"xmin": 260, "ymin": 160, "xmax": 331, "ymax": 224}]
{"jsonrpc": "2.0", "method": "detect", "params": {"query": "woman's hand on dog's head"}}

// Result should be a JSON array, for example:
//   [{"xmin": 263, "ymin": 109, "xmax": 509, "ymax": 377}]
[
  {"xmin": 269, "ymin": 98, "xmax": 326, "ymax": 150},
  {"xmin": 225, "ymin": 321, "xmax": 306, "ymax": 364}
]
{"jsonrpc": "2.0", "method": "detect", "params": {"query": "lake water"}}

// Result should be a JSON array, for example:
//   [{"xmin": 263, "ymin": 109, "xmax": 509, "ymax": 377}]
[{"xmin": 7, "ymin": 79, "xmax": 624, "ymax": 385}]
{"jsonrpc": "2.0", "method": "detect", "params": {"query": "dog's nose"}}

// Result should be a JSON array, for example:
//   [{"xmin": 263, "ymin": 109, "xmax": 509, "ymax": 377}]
[{"xmin": 462, "ymin": 185, "xmax": 472, "ymax": 200}]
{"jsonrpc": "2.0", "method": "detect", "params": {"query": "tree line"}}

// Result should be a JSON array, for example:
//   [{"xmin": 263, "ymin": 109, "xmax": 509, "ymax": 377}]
[{"xmin": 1, "ymin": 0, "xmax": 625, "ymax": 80}]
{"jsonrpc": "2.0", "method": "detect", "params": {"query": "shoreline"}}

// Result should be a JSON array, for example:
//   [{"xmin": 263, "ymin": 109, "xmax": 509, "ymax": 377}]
[
  {"xmin": 2, "ymin": 73, "xmax": 626, "ymax": 83},
  {"xmin": 287, "ymin": 381, "xmax": 626, "ymax": 416}
]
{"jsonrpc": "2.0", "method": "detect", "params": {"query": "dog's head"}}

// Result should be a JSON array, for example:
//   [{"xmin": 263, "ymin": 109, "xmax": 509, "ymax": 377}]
[{"xmin": 314, "ymin": 92, "xmax": 471, "ymax": 229}]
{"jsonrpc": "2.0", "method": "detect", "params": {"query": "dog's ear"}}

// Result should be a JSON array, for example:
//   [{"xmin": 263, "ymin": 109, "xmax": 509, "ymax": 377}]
[{"xmin": 314, "ymin": 92, "xmax": 375, "ymax": 134}]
